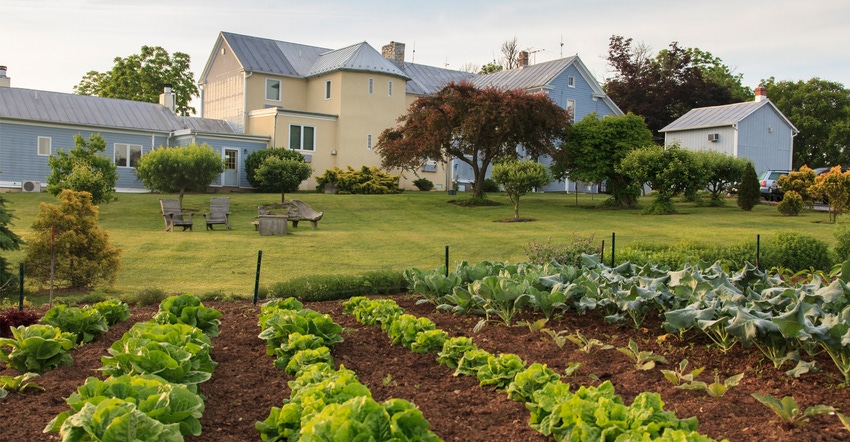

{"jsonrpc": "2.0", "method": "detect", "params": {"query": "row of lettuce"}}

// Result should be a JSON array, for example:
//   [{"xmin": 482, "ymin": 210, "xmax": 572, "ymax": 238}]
[
  {"xmin": 343, "ymin": 296, "xmax": 724, "ymax": 441},
  {"xmin": 254, "ymin": 297, "xmax": 443, "ymax": 441},
  {"xmin": 0, "ymin": 294, "xmax": 223, "ymax": 441},
  {"xmin": 405, "ymin": 256, "xmax": 850, "ymax": 383}
]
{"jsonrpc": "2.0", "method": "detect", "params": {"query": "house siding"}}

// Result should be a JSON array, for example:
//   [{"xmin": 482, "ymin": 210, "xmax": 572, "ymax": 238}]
[
  {"xmin": 737, "ymin": 106, "xmax": 793, "ymax": 174},
  {"xmin": 0, "ymin": 121, "xmax": 169, "ymax": 189},
  {"xmin": 202, "ymin": 44, "xmax": 246, "ymax": 132}
]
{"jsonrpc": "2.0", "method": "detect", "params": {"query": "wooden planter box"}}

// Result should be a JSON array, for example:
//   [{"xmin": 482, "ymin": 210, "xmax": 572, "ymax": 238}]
[{"xmin": 257, "ymin": 215, "xmax": 288, "ymax": 236}]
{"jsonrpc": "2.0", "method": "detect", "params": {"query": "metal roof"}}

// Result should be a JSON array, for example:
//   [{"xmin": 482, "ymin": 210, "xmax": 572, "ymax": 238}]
[
  {"xmin": 308, "ymin": 42, "xmax": 409, "ymax": 79},
  {"xmin": 400, "ymin": 62, "xmax": 477, "ymax": 95},
  {"xmin": 0, "ymin": 87, "xmax": 239, "ymax": 135},
  {"xmin": 660, "ymin": 100, "xmax": 798, "ymax": 133},
  {"xmin": 471, "ymin": 57, "xmax": 576, "ymax": 90}
]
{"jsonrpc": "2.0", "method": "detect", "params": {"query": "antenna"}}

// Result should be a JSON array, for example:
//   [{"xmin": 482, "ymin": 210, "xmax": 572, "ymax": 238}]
[
  {"xmin": 560, "ymin": 35, "xmax": 564, "ymax": 58},
  {"xmin": 445, "ymin": 56, "xmax": 449, "ymax": 68},
  {"xmin": 412, "ymin": 41, "xmax": 416, "ymax": 63},
  {"xmin": 525, "ymin": 47, "xmax": 544, "ymax": 64}
]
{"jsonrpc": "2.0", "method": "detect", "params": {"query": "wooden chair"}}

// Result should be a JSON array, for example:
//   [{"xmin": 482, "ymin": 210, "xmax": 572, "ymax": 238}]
[
  {"xmin": 288, "ymin": 200, "xmax": 324, "ymax": 229},
  {"xmin": 160, "ymin": 199, "xmax": 193, "ymax": 232},
  {"xmin": 203, "ymin": 197, "xmax": 231, "ymax": 230}
]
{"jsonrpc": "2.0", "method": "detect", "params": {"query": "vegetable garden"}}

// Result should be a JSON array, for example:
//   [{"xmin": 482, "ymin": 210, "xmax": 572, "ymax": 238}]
[{"xmin": 2, "ymin": 257, "xmax": 850, "ymax": 440}]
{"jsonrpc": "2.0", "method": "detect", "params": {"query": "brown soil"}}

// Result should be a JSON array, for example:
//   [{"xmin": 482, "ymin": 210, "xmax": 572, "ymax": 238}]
[{"xmin": 2, "ymin": 295, "xmax": 848, "ymax": 442}]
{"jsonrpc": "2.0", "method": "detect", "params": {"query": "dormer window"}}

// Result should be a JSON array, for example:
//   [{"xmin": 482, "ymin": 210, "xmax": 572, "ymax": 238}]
[
  {"xmin": 568, "ymin": 75, "xmax": 575, "ymax": 88},
  {"xmin": 265, "ymin": 78, "xmax": 281, "ymax": 101}
]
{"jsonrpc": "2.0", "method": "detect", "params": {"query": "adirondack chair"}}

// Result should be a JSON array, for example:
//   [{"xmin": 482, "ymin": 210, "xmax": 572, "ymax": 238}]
[
  {"xmin": 160, "ymin": 199, "xmax": 193, "ymax": 232},
  {"xmin": 203, "ymin": 197, "xmax": 231, "ymax": 230}
]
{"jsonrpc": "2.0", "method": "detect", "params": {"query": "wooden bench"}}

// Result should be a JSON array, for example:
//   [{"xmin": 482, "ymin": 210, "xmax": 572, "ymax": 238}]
[{"xmin": 254, "ymin": 200, "xmax": 323, "ymax": 231}]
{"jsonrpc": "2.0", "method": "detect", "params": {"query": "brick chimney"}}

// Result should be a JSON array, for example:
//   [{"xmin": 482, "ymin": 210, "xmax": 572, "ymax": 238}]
[
  {"xmin": 382, "ymin": 41, "xmax": 405, "ymax": 67},
  {"xmin": 159, "ymin": 84, "xmax": 176, "ymax": 114},
  {"xmin": 755, "ymin": 86, "xmax": 767, "ymax": 102},
  {"xmin": 518, "ymin": 51, "xmax": 529, "ymax": 68},
  {"xmin": 0, "ymin": 66, "xmax": 10, "ymax": 88}
]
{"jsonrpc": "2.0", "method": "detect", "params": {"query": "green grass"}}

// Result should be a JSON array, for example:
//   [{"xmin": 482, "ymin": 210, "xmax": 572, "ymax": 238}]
[{"xmin": 1, "ymin": 190, "xmax": 838, "ymax": 299}]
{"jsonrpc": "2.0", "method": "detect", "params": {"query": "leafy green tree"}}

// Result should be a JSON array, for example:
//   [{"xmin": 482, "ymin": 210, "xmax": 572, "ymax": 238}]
[
  {"xmin": 74, "ymin": 45, "xmax": 199, "ymax": 116},
  {"xmin": 24, "ymin": 190, "xmax": 122, "ymax": 289},
  {"xmin": 245, "ymin": 149, "xmax": 309, "ymax": 192},
  {"xmin": 479, "ymin": 62, "xmax": 503, "ymax": 74},
  {"xmin": 604, "ymin": 36, "xmax": 748, "ymax": 137},
  {"xmin": 135, "ymin": 143, "xmax": 225, "ymax": 210},
  {"xmin": 762, "ymin": 77, "xmax": 850, "ymax": 169},
  {"xmin": 810, "ymin": 166, "xmax": 850, "ymax": 223},
  {"xmin": 377, "ymin": 82, "xmax": 568, "ymax": 198},
  {"xmin": 491, "ymin": 159, "xmax": 551, "ymax": 220},
  {"xmin": 737, "ymin": 162, "xmax": 761, "ymax": 211},
  {"xmin": 254, "ymin": 156, "xmax": 313, "ymax": 202},
  {"xmin": 0, "ymin": 191, "xmax": 24, "ymax": 296},
  {"xmin": 550, "ymin": 112, "xmax": 654, "ymax": 207},
  {"xmin": 691, "ymin": 150, "xmax": 749, "ymax": 206},
  {"xmin": 46, "ymin": 133, "xmax": 117, "ymax": 205},
  {"xmin": 619, "ymin": 145, "xmax": 700, "ymax": 214}
]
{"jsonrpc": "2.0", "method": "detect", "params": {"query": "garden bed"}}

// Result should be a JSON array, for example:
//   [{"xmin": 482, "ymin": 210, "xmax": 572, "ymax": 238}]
[{"xmin": 1, "ymin": 295, "xmax": 848, "ymax": 441}]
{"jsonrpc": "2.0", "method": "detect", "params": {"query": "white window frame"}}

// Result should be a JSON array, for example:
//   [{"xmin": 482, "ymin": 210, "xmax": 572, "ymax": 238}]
[
  {"xmin": 568, "ymin": 75, "xmax": 575, "ymax": 88},
  {"xmin": 114, "ymin": 143, "xmax": 143, "ymax": 168},
  {"xmin": 325, "ymin": 80, "xmax": 331, "ymax": 100},
  {"xmin": 367, "ymin": 134, "xmax": 372, "ymax": 150},
  {"xmin": 368, "ymin": 78, "xmax": 374, "ymax": 94},
  {"xmin": 566, "ymin": 99, "xmax": 576, "ymax": 123},
  {"xmin": 265, "ymin": 78, "xmax": 281, "ymax": 101},
  {"xmin": 289, "ymin": 124, "xmax": 316, "ymax": 152},
  {"xmin": 37, "ymin": 136, "xmax": 51, "ymax": 156},
  {"xmin": 388, "ymin": 81, "xmax": 393, "ymax": 97}
]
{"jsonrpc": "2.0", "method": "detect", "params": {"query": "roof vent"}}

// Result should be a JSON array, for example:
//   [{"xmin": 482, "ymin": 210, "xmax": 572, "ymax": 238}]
[{"xmin": 0, "ymin": 65, "xmax": 9, "ymax": 88}]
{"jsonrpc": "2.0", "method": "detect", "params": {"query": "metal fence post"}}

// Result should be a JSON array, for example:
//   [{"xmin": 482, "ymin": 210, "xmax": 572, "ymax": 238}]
[
  {"xmin": 253, "ymin": 250, "xmax": 263, "ymax": 305},
  {"xmin": 445, "ymin": 246, "xmax": 449, "ymax": 277}
]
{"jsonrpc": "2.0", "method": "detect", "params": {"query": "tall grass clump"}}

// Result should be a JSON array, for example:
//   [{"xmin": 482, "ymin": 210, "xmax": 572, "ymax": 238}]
[
  {"xmin": 616, "ymin": 239, "xmax": 757, "ymax": 270},
  {"xmin": 525, "ymin": 234, "xmax": 601, "ymax": 267},
  {"xmin": 760, "ymin": 230, "xmax": 832, "ymax": 272}
]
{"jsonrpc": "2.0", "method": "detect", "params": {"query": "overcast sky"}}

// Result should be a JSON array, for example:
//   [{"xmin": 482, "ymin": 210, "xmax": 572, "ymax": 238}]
[{"xmin": 2, "ymin": 0, "xmax": 849, "ymax": 107}]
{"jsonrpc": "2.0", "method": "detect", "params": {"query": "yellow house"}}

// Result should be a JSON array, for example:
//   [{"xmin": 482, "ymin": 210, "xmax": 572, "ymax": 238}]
[{"xmin": 199, "ymin": 32, "xmax": 474, "ymax": 191}]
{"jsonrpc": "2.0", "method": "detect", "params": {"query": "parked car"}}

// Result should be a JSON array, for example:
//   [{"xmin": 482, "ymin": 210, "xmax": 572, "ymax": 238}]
[
  {"xmin": 766, "ymin": 166, "xmax": 848, "ymax": 203},
  {"xmin": 759, "ymin": 170, "xmax": 790, "ymax": 201}
]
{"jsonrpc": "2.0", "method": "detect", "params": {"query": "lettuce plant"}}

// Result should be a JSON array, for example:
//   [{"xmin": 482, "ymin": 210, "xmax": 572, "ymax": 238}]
[
  {"xmin": 272, "ymin": 332, "xmax": 325, "ymax": 370},
  {"xmin": 284, "ymin": 347, "xmax": 333, "ymax": 376},
  {"xmin": 258, "ymin": 308, "xmax": 343, "ymax": 355},
  {"xmin": 453, "ymin": 348, "xmax": 492, "ymax": 377},
  {"xmin": 436, "ymin": 336, "xmax": 478, "ymax": 369},
  {"xmin": 410, "ymin": 329, "xmax": 448, "ymax": 354},
  {"xmin": 92, "ymin": 299, "xmax": 131, "ymax": 326},
  {"xmin": 42, "ymin": 304, "xmax": 109, "ymax": 344},
  {"xmin": 0, "ymin": 372, "xmax": 43, "ymax": 396},
  {"xmin": 386, "ymin": 314, "xmax": 436, "ymax": 350},
  {"xmin": 751, "ymin": 393, "xmax": 836, "ymax": 426},
  {"xmin": 153, "ymin": 294, "xmax": 222, "ymax": 337},
  {"xmin": 0, "ymin": 324, "xmax": 76, "ymax": 373},
  {"xmin": 476, "ymin": 353, "xmax": 526, "ymax": 390},
  {"xmin": 46, "ymin": 397, "xmax": 183, "ymax": 442},
  {"xmin": 0, "ymin": 309, "xmax": 39, "ymax": 338},
  {"xmin": 299, "ymin": 396, "xmax": 442, "ymax": 441},
  {"xmin": 506, "ymin": 363, "xmax": 560, "ymax": 403},
  {"xmin": 45, "ymin": 374, "xmax": 205, "ymax": 436}
]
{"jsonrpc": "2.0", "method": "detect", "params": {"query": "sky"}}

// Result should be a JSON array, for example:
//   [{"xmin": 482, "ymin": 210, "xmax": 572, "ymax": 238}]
[{"xmin": 2, "ymin": 0, "xmax": 849, "ymax": 109}]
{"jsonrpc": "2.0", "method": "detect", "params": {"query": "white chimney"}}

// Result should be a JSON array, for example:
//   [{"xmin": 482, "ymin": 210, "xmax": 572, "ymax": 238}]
[
  {"xmin": 159, "ymin": 84, "xmax": 176, "ymax": 114},
  {"xmin": 755, "ymin": 86, "xmax": 767, "ymax": 102},
  {"xmin": 0, "ymin": 66, "xmax": 10, "ymax": 88}
]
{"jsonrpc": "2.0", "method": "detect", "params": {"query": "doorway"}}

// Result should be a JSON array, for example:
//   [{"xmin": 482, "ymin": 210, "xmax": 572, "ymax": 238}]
[{"xmin": 223, "ymin": 148, "xmax": 238, "ymax": 187}]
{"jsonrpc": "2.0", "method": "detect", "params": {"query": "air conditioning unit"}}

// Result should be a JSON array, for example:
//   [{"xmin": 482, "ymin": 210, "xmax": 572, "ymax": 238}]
[
  {"xmin": 301, "ymin": 154, "xmax": 312, "ymax": 163},
  {"xmin": 708, "ymin": 133, "xmax": 720, "ymax": 142},
  {"xmin": 21, "ymin": 180, "xmax": 41, "ymax": 192}
]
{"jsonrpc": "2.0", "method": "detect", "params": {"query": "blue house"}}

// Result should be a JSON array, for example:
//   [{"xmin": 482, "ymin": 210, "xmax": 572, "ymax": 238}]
[
  {"xmin": 0, "ymin": 69, "xmax": 268, "ymax": 192},
  {"xmin": 455, "ymin": 52, "xmax": 624, "ymax": 192},
  {"xmin": 660, "ymin": 87, "xmax": 797, "ymax": 175}
]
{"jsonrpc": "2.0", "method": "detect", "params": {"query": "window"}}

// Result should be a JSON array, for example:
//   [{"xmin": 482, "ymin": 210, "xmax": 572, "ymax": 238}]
[
  {"xmin": 265, "ymin": 78, "xmax": 281, "ymax": 101},
  {"xmin": 388, "ymin": 81, "xmax": 393, "ymax": 97},
  {"xmin": 566, "ymin": 99, "xmax": 576, "ymax": 123},
  {"xmin": 37, "ymin": 136, "xmax": 51, "ymax": 156},
  {"xmin": 115, "ymin": 143, "xmax": 142, "ymax": 168},
  {"xmin": 289, "ymin": 125, "xmax": 315, "ymax": 151},
  {"xmin": 325, "ymin": 80, "xmax": 331, "ymax": 100},
  {"xmin": 368, "ymin": 78, "xmax": 374, "ymax": 94},
  {"xmin": 367, "ymin": 134, "xmax": 372, "ymax": 150},
  {"xmin": 568, "ymin": 75, "xmax": 575, "ymax": 88}
]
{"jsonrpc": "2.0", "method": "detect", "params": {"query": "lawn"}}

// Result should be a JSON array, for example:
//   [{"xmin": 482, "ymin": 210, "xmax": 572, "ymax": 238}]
[{"xmin": 1, "ymin": 190, "xmax": 838, "ymax": 298}]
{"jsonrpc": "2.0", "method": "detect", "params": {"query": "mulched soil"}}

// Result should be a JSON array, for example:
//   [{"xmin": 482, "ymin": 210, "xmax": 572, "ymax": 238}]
[{"xmin": 2, "ymin": 294, "xmax": 848, "ymax": 441}]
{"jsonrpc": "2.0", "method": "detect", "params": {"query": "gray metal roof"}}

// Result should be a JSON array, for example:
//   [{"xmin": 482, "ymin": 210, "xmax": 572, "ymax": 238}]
[
  {"xmin": 471, "ymin": 57, "xmax": 576, "ymax": 90},
  {"xmin": 0, "ymin": 87, "xmax": 239, "ymax": 135},
  {"xmin": 660, "ymin": 100, "xmax": 798, "ymax": 133},
  {"xmin": 401, "ymin": 62, "xmax": 477, "ymax": 95},
  {"xmin": 308, "ymin": 42, "xmax": 408, "ymax": 79},
  {"xmin": 219, "ymin": 32, "xmax": 408, "ymax": 80}
]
